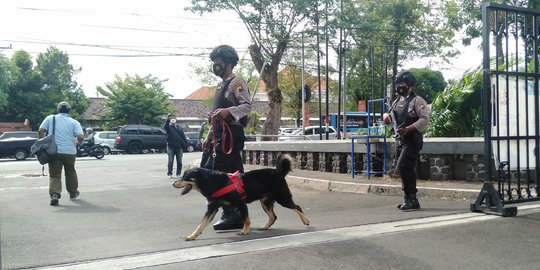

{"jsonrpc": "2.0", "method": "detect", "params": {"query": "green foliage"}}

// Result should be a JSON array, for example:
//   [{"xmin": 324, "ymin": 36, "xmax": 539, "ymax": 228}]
[
  {"xmin": 0, "ymin": 55, "xmax": 13, "ymax": 112},
  {"xmin": 457, "ymin": 0, "xmax": 536, "ymax": 46},
  {"xmin": 0, "ymin": 48, "xmax": 87, "ymax": 130},
  {"xmin": 426, "ymin": 67, "xmax": 483, "ymax": 137},
  {"xmin": 97, "ymin": 74, "xmax": 173, "ymax": 128},
  {"xmin": 409, "ymin": 68, "xmax": 447, "ymax": 103},
  {"xmin": 340, "ymin": 0, "xmax": 461, "ymax": 104}
]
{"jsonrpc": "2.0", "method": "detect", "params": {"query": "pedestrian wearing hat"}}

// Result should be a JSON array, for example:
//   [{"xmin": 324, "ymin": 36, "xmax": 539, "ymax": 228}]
[
  {"xmin": 383, "ymin": 71, "xmax": 430, "ymax": 210},
  {"xmin": 38, "ymin": 101, "xmax": 85, "ymax": 206},
  {"xmin": 200, "ymin": 44, "xmax": 252, "ymax": 230}
]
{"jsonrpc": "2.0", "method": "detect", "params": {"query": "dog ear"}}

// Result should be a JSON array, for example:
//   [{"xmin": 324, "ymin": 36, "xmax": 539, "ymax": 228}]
[{"xmin": 182, "ymin": 168, "xmax": 201, "ymax": 181}]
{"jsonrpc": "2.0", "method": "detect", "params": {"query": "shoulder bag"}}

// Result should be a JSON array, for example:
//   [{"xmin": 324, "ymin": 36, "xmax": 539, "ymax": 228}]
[{"xmin": 31, "ymin": 116, "xmax": 58, "ymax": 165}]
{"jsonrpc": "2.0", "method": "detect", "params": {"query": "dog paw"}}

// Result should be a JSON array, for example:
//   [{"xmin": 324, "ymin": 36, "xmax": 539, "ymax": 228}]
[
  {"xmin": 237, "ymin": 231, "xmax": 250, "ymax": 235},
  {"xmin": 184, "ymin": 234, "xmax": 199, "ymax": 241},
  {"xmin": 257, "ymin": 226, "xmax": 269, "ymax": 231}
]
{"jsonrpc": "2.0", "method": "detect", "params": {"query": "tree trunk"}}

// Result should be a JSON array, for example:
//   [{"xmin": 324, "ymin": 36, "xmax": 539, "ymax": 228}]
[
  {"xmin": 249, "ymin": 44, "xmax": 284, "ymax": 140},
  {"xmin": 261, "ymin": 68, "xmax": 282, "ymax": 141}
]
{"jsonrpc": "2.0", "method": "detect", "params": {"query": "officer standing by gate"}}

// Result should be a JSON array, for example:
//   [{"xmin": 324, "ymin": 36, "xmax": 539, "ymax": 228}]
[
  {"xmin": 383, "ymin": 70, "xmax": 429, "ymax": 211},
  {"xmin": 200, "ymin": 44, "xmax": 252, "ymax": 230}
]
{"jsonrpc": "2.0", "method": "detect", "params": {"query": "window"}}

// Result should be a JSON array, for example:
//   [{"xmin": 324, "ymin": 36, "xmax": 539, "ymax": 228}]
[
  {"xmin": 140, "ymin": 128, "xmax": 153, "ymax": 135},
  {"xmin": 150, "ymin": 128, "xmax": 165, "ymax": 136},
  {"xmin": 124, "ymin": 128, "xmax": 139, "ymax": 135}
]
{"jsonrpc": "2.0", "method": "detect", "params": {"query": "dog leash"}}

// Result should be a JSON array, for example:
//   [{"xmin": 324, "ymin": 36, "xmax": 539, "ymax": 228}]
[{"xmin": 210, "ymin": 118, "xmax": 235, "ymax": 171}]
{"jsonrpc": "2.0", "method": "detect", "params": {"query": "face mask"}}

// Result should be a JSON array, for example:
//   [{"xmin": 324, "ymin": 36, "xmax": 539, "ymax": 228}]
[
  {"xmin": 170, "ymin": 119, "xmax": 177, "ymax": 124},
  {"xmin": 396, "ymin": 85, "xmax": 409, "ymax": 96},
  {"xmin": 212, "ymin": 63, "xmax": 225, "ymax": 77}
]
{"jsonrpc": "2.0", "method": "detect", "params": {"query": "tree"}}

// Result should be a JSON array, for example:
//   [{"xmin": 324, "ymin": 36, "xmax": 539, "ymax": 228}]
[
  {"xmin": 0, "ymin": 48, "xmax": 85, "ymax": 130},
  {"xmin": 409, "ymin": 68, "xmax": 447, "ymax": 104},
  {"xmin": 0, "ymin": 55, "xmax": 12, "ymax": 113},
  {"xmin": 339, "ymin": 0, "xmax": 461, "ymax": 103},
  {"xmin": 97, "ymin": 74, "xmax": 173, "ymax": 128},
  {"xmin": 6, "ymin": 50, "xmax": 44, "ymax": 129},
  {"xmin": 187, "ymin": 0, "xmax": 316, "ymax": 138},
  {"xmin": 35, "ymin": 47, "xmax": 88, "ymax": 117}
]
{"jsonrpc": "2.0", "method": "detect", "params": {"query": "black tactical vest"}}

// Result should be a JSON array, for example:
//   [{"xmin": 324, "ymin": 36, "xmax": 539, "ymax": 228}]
[{"xmin": 212, "ymin": 77, "xmax": 248, "ymax": 127}]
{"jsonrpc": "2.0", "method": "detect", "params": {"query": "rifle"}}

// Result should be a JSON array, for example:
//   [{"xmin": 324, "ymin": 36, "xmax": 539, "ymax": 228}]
[{"xmin": 386, "ymin": 97, "xmax": 403, "ymax": 142}]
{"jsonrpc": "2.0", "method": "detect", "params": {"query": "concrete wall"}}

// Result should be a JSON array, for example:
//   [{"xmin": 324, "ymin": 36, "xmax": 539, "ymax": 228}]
[{"xmin": 243, "ymin": 137, "xmax": 487, "ymax": 182}]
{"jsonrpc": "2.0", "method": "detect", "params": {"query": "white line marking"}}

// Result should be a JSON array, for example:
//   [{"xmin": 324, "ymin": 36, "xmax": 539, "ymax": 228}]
[{"xmin": 24, "ymin": 204, "xmax": 540, "ymax": 270}]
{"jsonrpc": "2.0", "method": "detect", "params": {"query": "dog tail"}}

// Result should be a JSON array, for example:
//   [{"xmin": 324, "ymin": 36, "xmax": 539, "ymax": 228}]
[{"xmin": 276, "ymin": 154, "xmax": 294, "ymax": 178}]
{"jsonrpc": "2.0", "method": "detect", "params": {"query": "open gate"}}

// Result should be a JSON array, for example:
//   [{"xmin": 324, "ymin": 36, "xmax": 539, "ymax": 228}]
[{"xmin": 471, "ymin": 3, "xmax": 540, "ymax": 216}]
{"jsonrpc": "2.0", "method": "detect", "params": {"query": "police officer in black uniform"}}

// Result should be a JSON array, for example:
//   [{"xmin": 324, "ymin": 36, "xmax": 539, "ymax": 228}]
[
  {"xmin": 383, "ymin": 71, "xmax": 429, "ymax": 210},
  {"xmin": 201, "ymin": 44, "xmax": 252, "ymax": 230}
]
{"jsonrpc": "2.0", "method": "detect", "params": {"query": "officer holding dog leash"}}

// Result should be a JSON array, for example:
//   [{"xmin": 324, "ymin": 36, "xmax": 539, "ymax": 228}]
[
  {"xmin": 200, "ymin": 44, "xmax": 252, "ymax": 230},
  {"xmin": 383, "ymin": 71, "xmax": 429, "ymax": 211}
]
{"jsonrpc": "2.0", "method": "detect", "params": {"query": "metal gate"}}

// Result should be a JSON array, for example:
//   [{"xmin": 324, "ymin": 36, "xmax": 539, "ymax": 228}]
[{"xmin": 471, "ymin": 3, "xmax": 540, "ymax": 216}]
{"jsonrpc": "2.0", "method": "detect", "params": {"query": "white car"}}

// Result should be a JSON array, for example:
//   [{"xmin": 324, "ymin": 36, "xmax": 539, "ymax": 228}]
[
  {"xmin": 278, "ymin": 127, "xmax": 298, "ymax": 135},
  {"xmin": 94, "ymin": 131, "xmax": 123, "ymax": 155},
  {"xmin": 278, "ymin": 126, "xmax": 337, "ymax": 141}
]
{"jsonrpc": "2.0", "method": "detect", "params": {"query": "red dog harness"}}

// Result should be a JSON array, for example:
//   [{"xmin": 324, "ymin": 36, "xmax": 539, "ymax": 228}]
[{"xmin": 211, "ymin": 170, "xmax": 246, "ymax": 201}]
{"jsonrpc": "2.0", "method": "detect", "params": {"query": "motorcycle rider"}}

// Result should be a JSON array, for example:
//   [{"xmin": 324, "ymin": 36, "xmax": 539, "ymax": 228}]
[{"xmin": 78, "ymin": 128, "xmax": 96, "ymax": 155}]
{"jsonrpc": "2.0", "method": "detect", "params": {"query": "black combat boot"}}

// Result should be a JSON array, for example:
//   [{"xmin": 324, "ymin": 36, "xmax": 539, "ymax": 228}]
[
  {"xmin": 213, "ymin": 205, "xmax": 243, "ymax": 230},
  {"xmin": 400, "ymin": 194, "xmax": 421, "ymax": 210},
  {"xmin": 397, "ymin": 194, "xmax": 411, "ymax": 209}
]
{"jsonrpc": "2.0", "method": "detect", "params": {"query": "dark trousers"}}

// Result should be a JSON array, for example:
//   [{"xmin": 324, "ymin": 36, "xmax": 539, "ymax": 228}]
[
  {"xmin": 48, "ymin": 154, "xmax": 78, "ymax": 196},
  {"xmin": 201, "ymin": 123, "xmax": 245, "ymax": 173},
  {"xmin": 167, "ymin": 145, "xmax": 183, "ymax": 176},
  {"xmin": 396, "ymin": 143, "xmax": 420, "ymax": 195}
]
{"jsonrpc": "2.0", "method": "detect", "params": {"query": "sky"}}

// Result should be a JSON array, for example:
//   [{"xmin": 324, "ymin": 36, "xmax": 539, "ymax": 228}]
[{"xmin": 0, "ymin": 0, "xmax": 482, "ymax": 99}]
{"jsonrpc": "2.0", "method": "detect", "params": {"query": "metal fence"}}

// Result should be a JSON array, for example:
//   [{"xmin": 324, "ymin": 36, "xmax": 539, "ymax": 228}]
[{"xmin": 471, "ymin": 3, "xmax": 540, "ymax": 216}]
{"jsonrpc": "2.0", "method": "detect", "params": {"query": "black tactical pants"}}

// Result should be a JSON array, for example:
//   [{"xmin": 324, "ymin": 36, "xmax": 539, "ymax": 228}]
[
  {"xmin": 396, "ymin": 142, "xmax": 420, "ymax": 195},
  {"xmin": 201, "ymin": 123, "xmax": 245, "ymax": 173}
]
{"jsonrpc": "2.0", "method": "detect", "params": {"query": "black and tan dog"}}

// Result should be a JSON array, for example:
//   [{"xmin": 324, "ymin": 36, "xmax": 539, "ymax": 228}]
[{"xmin": 173, "ymin": 154, "xmax": 310, "ymax": 241}]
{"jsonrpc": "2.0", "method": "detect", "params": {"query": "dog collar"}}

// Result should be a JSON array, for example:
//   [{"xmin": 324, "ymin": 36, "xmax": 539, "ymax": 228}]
[{"xmin": 211, "ymin": 170, "xmax": 246, "ymax": 200}]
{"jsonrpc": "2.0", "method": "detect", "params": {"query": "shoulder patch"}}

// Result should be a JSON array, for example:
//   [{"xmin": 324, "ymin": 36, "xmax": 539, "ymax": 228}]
[{"xmin": 234, "ymin": 80, "xmax": 243, "ymax": 91}]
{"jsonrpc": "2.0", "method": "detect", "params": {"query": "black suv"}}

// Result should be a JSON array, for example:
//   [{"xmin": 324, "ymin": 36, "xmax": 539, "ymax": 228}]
[
  {"xmin": 114, "ymin": 125, "xmax": 167, "ymax": 154},
  {"xmin": 184, "ymin": 132, "xmax": 201, "ymax": 152}
]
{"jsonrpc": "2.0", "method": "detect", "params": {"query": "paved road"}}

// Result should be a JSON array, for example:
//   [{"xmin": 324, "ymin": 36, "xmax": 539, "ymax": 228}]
[{"xmin": 1, "ymin": 153, "xmax": 539, "ymax": 270}]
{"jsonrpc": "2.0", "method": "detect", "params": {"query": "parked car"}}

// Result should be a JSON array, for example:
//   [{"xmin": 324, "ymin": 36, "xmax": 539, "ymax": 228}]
[
  {"xmin": 184, "ymin": 132, "xmax": 201, "ymax": 152},
  {"xmin": 279, "ymin": 127, "xmax": 298, "ymax": 135},
  {"xmin": 278, "ymin": 126, "xmax": 338, "ymax": 141},
  {"xmin": 114, "ymin": 125, "xmax": 167, "ymax": 154},
  {"xmin": 0, "ymin": 131, "xmax": 38, "ymax": 160},
  {"xmin": 94, "ymin": 131, "xmax": 123, "ymax": 155}
]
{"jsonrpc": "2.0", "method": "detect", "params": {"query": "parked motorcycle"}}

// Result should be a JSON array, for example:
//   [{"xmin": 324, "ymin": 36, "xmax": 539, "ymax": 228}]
[{"xmin": 77, "ymin": 143, "xmax": 105, "ymax": 159}]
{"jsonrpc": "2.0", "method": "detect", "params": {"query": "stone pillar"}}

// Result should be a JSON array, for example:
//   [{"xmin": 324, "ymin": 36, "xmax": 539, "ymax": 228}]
[
  {"xmin": 297, "ymin": 152, "xmax": 307, "ymax": 170},
  {"xmin": 267, "ymin": 152, "xmax": 276, "ymax": 166},
  {"xmin": 319, "ymin": 152, "xmax": 332, "ymax": 172},
  {"xmin": 306, "ymin": 152, "xmax": 319, "ymax": 171},
  {"xmin": 260, "ymin": 151, "xmax": 267, "ymax": 166},
  {"xmin": 332, "ymin": 153, "xmax": 347, "ymax": 173}
]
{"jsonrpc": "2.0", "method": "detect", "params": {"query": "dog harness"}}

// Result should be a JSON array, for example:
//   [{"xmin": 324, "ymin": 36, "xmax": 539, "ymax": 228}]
[{"xmin": 211, "ymin": 170, "xmax": 246, "ymax": 201}]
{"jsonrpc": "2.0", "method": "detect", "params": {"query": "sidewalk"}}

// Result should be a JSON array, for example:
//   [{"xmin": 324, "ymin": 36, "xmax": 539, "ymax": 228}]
[{"xmin": 189, "ymin": 160, "xmax": 483, "ymax": 201}]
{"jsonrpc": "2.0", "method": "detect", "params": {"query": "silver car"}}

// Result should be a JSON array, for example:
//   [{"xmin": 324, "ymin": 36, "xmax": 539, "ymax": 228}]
[
  {"xmin": 94, "ymin": 131, "xmax": 123, "ymax": 155},
  {"xmin": 278, "ymin": 126, "xmax": 337, "ymax": 141}
]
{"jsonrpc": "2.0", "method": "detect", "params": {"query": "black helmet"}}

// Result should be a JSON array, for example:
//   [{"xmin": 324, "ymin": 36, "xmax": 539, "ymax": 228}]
[
  {"xmin": 395, "ymin": 70, "xmax": 416, "ymax": 86},
  {"xmin": 209, "ymin": 45, "xmax": 239, "ymax": 65}
]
